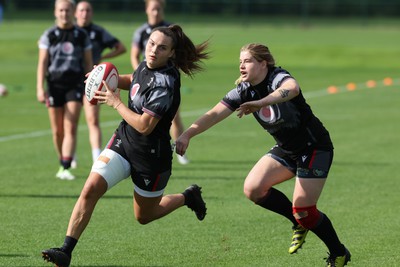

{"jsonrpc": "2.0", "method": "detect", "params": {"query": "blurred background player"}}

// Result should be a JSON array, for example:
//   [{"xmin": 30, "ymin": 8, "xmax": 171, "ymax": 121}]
[
  {"xmin": 0, "ymin": 0, "xmax": 4, "ymax": 25},
  {"xmin": 36, "ymin": 0, "xmax": 93, "ymax": 180},
  {"xmin": 131, "ymin": 0, "xmax": 189, "ymax": 164},
  {"xmin": 74, "ymin": 0, "xmax": 126, "ymax": 167}
]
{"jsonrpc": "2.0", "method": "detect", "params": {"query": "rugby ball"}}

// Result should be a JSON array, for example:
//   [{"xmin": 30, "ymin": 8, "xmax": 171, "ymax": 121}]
[{"xmin": 85, "ymin": 62, "xmax": 119, "ymax": 105}]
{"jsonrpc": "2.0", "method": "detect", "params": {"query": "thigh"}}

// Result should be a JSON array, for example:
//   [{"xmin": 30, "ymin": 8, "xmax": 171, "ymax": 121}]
[
  {"xmin": 48, "ymin": 107, "xmax": 64, "ymax": 132},
  {"xmin": 293, "ymin": 149, "xmax": 333, "ymax": 206},
  {"xmin": 63, "ymin": 101, "xmax": 82, "ymax": 128},
  {"xmin": 83, "ymin": 97, "xmax": 100, "ymax": 124},
  {"xmin": 133, "ymin": 191, "xmax": 163, "ymax": 219},
  {"xmin": 244, "ymin": 154, "xmax": 295, "ymax": 200},
  {"xmin": 293, "ymin": 178, "xmax": 326, "ymax": 207}
]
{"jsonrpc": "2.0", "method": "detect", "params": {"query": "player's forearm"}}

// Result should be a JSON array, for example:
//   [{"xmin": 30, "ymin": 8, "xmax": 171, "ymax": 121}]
[
  {"xmin": 36, "ymin": 64, "xmax": 46, "ymax": 90},
  {"xmin": 102, "ymin": 44, "xmax": 126, "ymax": 60},
  {"xmin": 185, "ymin": 104, "xmax": 231, "ymax": 139},
  {"xmin": 261, "ymin": 79, "xmax": 299, "ymax": 106}
]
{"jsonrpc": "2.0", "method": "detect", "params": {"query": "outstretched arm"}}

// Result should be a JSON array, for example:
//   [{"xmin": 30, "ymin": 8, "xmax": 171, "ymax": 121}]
[
  {"xmin": 236, "ymin": 78, "xmax": 300, "ymax": 118},
  {"xmin": 175, "ymin": 102, "xmax": 233, "ymax": 156}
]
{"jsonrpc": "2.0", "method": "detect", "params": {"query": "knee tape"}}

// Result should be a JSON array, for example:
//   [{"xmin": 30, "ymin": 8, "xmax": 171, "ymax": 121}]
[{"xmin": 292, "ymin": 205, "xmax": 321, "ymax": 229}]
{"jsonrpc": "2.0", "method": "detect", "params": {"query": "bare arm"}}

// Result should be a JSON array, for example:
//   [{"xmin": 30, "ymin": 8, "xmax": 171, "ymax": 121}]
[
  {"xmin": 117, "ymin": 74, "xmax": 133, "ymax": 90},
  {"xmin": 130, "ymin": 45, "xmax": 141, "ymax": 71},
  {"xmin": 175, "ymin": 102, "xmax": 233, "ymax": 156},
  {"xmin": 36, "ymin": 48, "xmax": 48, "ymax": 103},
  {"xmin": 95, "ymin": 80, "xmax": 159, "ymax": 136},
  {"xmin": 236, "ymin": 78, "xmax": 300, "ymax": 118},
  {"xmin": 115, "ymin": 103, "xmax": 159, "ymax": 135},
  {"xmin": 101, "ymin": 42, "xmax": 127, "ymax": 61},
  {"xmin": 83, "ymin": 48, "xmax": 93, "ymax": 74}
]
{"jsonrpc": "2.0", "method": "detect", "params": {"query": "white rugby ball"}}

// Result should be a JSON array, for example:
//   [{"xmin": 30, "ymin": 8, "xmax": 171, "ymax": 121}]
[{"xmin": 85, "ymin": 62, "xmax": 119, "ymax": 105}]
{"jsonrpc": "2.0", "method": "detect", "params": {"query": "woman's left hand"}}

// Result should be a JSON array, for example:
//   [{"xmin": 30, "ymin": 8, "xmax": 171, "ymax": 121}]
[
  {"xmin": 94, "ymin": 80, "xmax": 122, "ymax": 109},
  {"xmin": 236, "ymin": 100, "xmax": 263, "ymax": 118}
]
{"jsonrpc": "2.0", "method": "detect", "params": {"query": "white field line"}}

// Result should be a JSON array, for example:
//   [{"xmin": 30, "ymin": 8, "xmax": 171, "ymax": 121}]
[
  {"xmin": 0, "ymin": 108, "xmax": 210, "ymax": 143},
  {"xmin": 0, "ymin": 79, "xmax": 397, "ymax": 143}
]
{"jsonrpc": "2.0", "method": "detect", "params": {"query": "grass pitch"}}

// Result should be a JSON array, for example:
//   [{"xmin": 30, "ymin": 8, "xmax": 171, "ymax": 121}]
[{"xmin": 0, "ymin": 16, "xmax": 399, "ymax": 266}]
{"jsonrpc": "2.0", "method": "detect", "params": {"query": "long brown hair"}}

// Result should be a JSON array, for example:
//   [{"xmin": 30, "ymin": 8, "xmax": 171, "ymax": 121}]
[
  {"xmin": 152, "ymin": 24, "xmax": 210, "ymax": 78},
  {"xmin": 235, "ymin": 43, "xmax": 275, "ymax": 85}
]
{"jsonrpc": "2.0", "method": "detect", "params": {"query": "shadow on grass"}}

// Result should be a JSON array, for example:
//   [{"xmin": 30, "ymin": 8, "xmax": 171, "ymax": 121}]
[
  {"xmin": 0, "ymin": 253, "xmax": 29, "ymax": 257},
  {"xmin": 78, "ymin": 266, "xmax": 169, "ymax": 267},
  {"xmin": 0, "ymin": 194, "xmax": 131, "ymax": 199},
  {"xmin": 173, "ymin": 159, "xmax": 256, "ymax": 173},
  {"xmin": 181, "ymin": 159, "xmax": 256, "ymax": 165}
]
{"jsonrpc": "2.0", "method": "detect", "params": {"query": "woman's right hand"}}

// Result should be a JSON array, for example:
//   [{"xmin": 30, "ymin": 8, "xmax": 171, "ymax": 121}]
[
  {"xmin": 36, "ymin": 87, "xmax": 46, "ymax": 104},
  {"xmin": 175, "ymin": 132, "xmax": 190, "ymax": 156}
]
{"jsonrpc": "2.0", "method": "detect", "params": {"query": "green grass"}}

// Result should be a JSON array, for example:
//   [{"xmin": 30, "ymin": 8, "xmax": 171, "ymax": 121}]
[{"xmin": 1, "ymin": 17, "xmax": 400, "ymax": 266}]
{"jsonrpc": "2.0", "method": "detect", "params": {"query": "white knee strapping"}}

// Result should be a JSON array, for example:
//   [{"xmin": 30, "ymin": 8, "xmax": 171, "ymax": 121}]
[{"xmin": 91, "ymin": 149, "xmax": 131, "ymax": 190}]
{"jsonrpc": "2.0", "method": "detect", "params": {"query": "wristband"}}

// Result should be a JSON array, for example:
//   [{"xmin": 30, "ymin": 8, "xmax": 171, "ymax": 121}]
[{"xmin": 113, "ymin": 102, "xmax": 122, "ymax": 110}]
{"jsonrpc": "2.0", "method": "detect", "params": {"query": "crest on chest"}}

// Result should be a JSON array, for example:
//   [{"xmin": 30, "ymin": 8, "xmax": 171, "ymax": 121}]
[{"xmin": 130, "ymin": 83, "xmax": 140, "ymax": 100}]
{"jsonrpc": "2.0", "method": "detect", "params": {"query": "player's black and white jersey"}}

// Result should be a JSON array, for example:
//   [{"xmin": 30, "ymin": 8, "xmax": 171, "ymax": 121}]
[
  {"xmin": 222, "ymin": 67, "xmax": 332, "ymax": 153},
  {"xmin": 38, "ymin": 26, "xmax": 92, "ymax": 86},
  {"xmin": 80, "ymin": 23, "xmax": 120, "ymax": 64},
  {"xmin": 132, "ymin": 21, "xmax": 171, "ymax": 56},
  {"xmin": 117, "ymin": 60, "xmax": 180, "ymax": 157}
]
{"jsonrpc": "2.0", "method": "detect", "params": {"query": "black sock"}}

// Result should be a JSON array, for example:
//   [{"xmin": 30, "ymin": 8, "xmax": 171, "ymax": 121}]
[
  {"xmin": 61, "ymin": 236, "xmax": 78, "ymax": 256},
  {"xmin": 60, "ymin": 157, "xmax": 73, "ymax": 169},
  {"xmin": 256, "ymin": 188, "xmax": 298, "ymax": 226},
  {"xmin": 311, "ymin": 212, "xmax": 345, "ymax": 256},
  {"xmin": 182, "ymin": 189, "xmax": 190, "ymax": 206}
]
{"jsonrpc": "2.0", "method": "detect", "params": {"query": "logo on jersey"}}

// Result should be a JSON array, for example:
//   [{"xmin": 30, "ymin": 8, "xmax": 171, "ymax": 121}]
[
  {"xmin": 61, "ymin": 41, "xmax": 74, "ymax": 55},
  {"xmin": 114, "ymin": 138, "xmax": 122, "ymax": 148},
  {"xmin": 250, "ymin": 90, "xmax": 255, "ymax": 98},
  {"xmin": 258, "ymin": 106, "xmax": 275, "ymax": 123},
  {"xmin": 301, "ymin": 155, "xmax": 308, "ymax": 162},
  {"xmin": 130, "ymin": 83, "xmax": 140, "ymax": 100},
  {"xmin": 147, "ymin": 77, "xmax": 154, "ymax": 87}
]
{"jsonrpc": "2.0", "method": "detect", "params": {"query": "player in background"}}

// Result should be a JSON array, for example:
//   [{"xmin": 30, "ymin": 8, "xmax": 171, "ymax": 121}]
[
  {"xmin": 74, "ymin": 1, "xmax": 126, "ymax": 166},
  {"xmin": 0, "ymin": 0, "xmax": 4, "ymax": 25},
  {"xmin": 36, "ymin": 0, "xmax": 93, "ymax": 180},
  {"xmin": 131, "ymin": 0, "xmax": 189, "ymax": 165},
  {"xmin": 42, "ymin": 24, "xmax": 209, "ymax": 267},
  {"xmin": 176, "ymin": 43, "xmax": 351, "ymax": 267}
]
